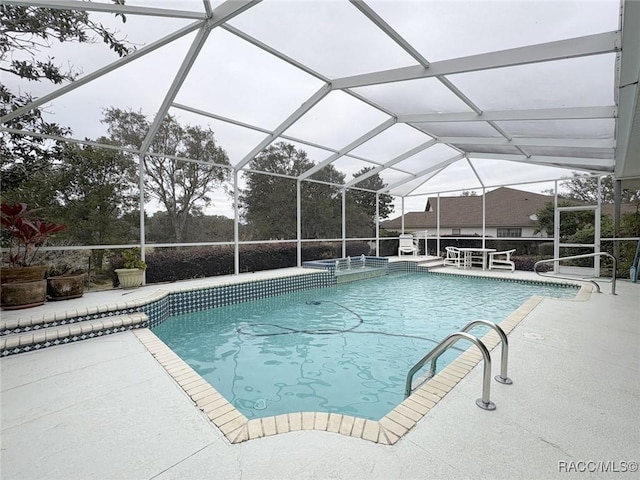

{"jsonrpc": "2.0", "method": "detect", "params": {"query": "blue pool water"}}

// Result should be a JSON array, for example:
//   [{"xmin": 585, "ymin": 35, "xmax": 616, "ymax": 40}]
[{"xmin": 152, "ymin": 273, "xmax": 577, "ymax": 420}]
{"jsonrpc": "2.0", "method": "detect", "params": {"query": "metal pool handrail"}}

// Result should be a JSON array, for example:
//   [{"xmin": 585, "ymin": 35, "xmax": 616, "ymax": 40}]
[
  {"xmin": 533, "ymin": 252, "xmax": 617, "ymax": 295},
  {"xmin": 459, "ymin": 320, "xmax": 512, "ymax": 385},
  {"xmin": 405, "ymin": 331, "xmax": 496, "ymax": 411}
]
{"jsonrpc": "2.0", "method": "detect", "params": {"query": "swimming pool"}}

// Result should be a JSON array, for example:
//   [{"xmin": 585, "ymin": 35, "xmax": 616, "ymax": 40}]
[{"xmin": 152, "ymin": 272, "xmax": 577, "ymax": 421}]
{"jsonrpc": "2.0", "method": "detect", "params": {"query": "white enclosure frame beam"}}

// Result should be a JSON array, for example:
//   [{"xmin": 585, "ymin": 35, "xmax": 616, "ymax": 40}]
[
  {"xmin": 221, "ymin": 18, "xmax": 429, "ymax": 159},
  {"xmin": 172, "ymin": 102, "xmax": 392, "ymax": 169},
  {"xmin": 139, "ymin": 25, "xmax": 212, "ymax": 156},
  {"xmin": 615, "ymin": 0, "xmax": 640, "ymax": 180},
  {"xmin": 138, "ymin": 144, "xmax": 146, "ymax": 285},
  {"xmin": 375, "ymin": 193, "xmax": 380, "ymax": 256},
  {"xmin": 348, "ymin": 0, "xmax": 534, "ymax": 155},
  {"xmin": 135, "ymin": 2, "xmax": 261, "ymax": 261},
  {"xmin": 296, "ymin": 181, "xmax": 302, "ymax": 267},
  {"xmin": 0, "ymin": 128, "xmax": 139, "ymax": 154},
  {"xmin": 482, "ymin": 187, "xmax": 487, "ymax": 249},
  {"xmin": 437, "ymin": 194, "xmax": 441, "ymax": 255},
  {"xmin": 343, "ymin": 139, "xmax": 437, "ymax": 188},
  {"xmin": 439, "ymin": 137, "xmax": 614, "ymax": 149},
  {"xmin": 1, "ymin": 21, "xmax": 204, "ymax": 124},
  {"xmin": 221, "ymin": 24, "xmax": 328, "ymax": 82},
  {"xmin": 466, "ymin": 157, "xmax": 486, "ymax": 247},
  {"xmin": 554, "ymin": 181, "xmax": 560, "ymax": 272},
  {"xmin": 350, "ymin": 0, "xmax": 535, "ymax": 157},
  {"xmin": 4, "ymin": 0, "xmax": 207, "ymax": 19},
  {"xmin": 468, "ymin": 153, "xmax": 615, "ymax": 172},
  {"xmin": 403, "ymin": 167, "xmax": 451, "ymax": 197},
  {"xmin": 378, "ymin": 153, "xmax": 465, "ymax": 193},
  {"xmin": 398, "ymin": 106, "xmax": 616, "ymax": 123},
  {"xmin": 342, "ymin": 190, "xmax": 347, "ymax": 257},
  {"xmin": 206, "ymin": 0, "xmax": 262, "ymax": 29},
  {"xmin": 349, "ymin": 0, "xmax": 430, "ymax": 67},
  {"xmin": 139, "ymin": 0, "xmax": 260, "ymax": 156},
  {"xmin": 347, "ymin": 0, "xmax": 480, "ymax": 125},
  {"xmin": 234, "ymin": 170, "xmax": 240, "ymax": 275},
  {"xmin": 332, "ymin": 31, "xmax": 620, "ymax": 90},
  {"xmin": 202, "ymin": 0, "xmax": 213, "ymax": 17},
  {"xmin": 349, "ymin": 0, "xmax": 480, "ymax": 114},
  {"xmin": 595, "ymin": 177, "xmax": 602, "ymax": 277},
  {"xmin": 235, "ymin": 84, "xmax": 332, "ymax": 169},
  {"xmin": 298, "ymin": 117, "xmax": 397, "ymax": 180},
  {"xmin": 556, "ymin": 202, "xmax": 602, "ymax": 276}
]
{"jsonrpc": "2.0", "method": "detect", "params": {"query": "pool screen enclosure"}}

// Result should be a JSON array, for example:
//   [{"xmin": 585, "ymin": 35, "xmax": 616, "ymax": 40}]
[{"xmin": 1, "ymin": 0, "xmax": 639, "ymax": 270}]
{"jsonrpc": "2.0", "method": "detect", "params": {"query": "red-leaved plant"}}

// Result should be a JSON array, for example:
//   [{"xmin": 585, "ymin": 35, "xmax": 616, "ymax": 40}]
[{"xmin": 1, "ymin": 203, "xmax": 67, "ymax": 268}]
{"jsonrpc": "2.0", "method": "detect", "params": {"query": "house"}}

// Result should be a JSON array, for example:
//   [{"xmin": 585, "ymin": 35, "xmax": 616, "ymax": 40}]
[
  {"xmin": 381, "ymin": 187, "xmax": 553, "ymax": 238},
  {"xmin": 381, "ymin": 187, "xmax": 639, "ymax": 239}
]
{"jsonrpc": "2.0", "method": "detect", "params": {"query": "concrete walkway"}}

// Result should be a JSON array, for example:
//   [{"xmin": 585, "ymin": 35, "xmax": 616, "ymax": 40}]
[{"xmin": 1, "ymin": 274, "xmax": 638, "ymax": 479}]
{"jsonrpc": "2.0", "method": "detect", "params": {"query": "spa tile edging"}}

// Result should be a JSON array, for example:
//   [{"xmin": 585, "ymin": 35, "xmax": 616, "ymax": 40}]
[
  {"xmin": 134, "ymin": 292, "xmax": 546, "ymax": 445},
  {"xmin": 303, "ymin": 256, "xmax": 389, "ymax": 275}
]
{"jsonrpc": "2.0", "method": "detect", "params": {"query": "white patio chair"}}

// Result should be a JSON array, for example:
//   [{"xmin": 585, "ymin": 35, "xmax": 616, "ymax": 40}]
[
  {"xmin": 489, "ymin": 249, "xmax": 516, "ymax": 272},
  {"xmin": 443, "ymin": 246, "xmax": 462, "ymax": 267},
  {"xmin": 398, "ymin": 234, "xmax": 419, "ymax": 256}
]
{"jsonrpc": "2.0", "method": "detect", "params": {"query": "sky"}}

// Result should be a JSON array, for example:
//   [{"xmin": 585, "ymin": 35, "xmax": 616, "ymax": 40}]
[{"xmin": 2, "ymin": 0, "xmax": 621, "ymax": 219}]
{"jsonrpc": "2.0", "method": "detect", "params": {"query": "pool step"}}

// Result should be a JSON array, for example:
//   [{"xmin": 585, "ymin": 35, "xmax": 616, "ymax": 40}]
[
  {"xmin": 417, "ymin": 257, "xmax": 445, "ymax": 270},
  {"xmin": 0, "ymin": 313, "xmax": 147, "ymax": 356}
]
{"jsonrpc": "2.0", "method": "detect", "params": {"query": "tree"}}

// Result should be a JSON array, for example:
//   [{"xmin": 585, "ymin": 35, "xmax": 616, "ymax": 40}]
[
  {"xmin": 239, "ymin": 143, "xmax": 344, "ymax": 239},
  {"xmin": 1, "ymin": 3, "xmax": 131, "ymax": 206},
  {"xmin": 146, "ymin": 211, "xmax": 235, "ymax": 243},
  {"xmin": 56, "ymin": 139, "xmax": 138, "ymax": 268},
  {"xmin": 102, "ymin": 108, "xmax": 232, "ymax": 242},
  {"xmin": 0, "ymin": 86, "xmax": 68, "ymax": 209},
  {"xmin": 1, "ymin": 3, "xmax": 129, "ymax": 84},
  {"xmin": 554, "ymin": 173, "xmax": 640, "ymax": 204},
  {"xmin": 349, "ymin": 167, "xmax": 394, "ymax": 219},
  {"xmin": 346, "ymin": 167, "xmax": 394, "ymax": 237},
  {"xmin": 537, "ymin": 173, "xmax": 640, "ymax": 238},
  {"xmin": 535, "ymin": 200, "xmax": 595, "ymax": 239},
  {"xmin": 536, "ymin": 175, "xmax": 640, "ymax": 275}
]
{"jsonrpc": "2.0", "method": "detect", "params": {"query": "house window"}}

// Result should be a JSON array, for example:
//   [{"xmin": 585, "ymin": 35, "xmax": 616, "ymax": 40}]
[
  {"xmin": 452, "ymin": 228, "xmax": 461, "ymax": 235},
  {"xmin": 497, "ymin": 228, "xmax": 522, "ymax": 237}
]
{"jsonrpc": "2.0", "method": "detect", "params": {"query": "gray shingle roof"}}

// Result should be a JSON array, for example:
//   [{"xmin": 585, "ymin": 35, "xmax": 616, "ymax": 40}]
[
  {"xmin": 381, "ymin": 187, "xmax": 639, "ymax": 231},
  {"xmin": 381, "ymin": 187, "xmax": 553, "ymax": 230}
]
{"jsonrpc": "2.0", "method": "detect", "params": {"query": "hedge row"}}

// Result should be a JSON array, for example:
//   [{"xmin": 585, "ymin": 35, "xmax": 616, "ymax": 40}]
[
  {"xmin": 512, "ymin": 255, "xmax": 551, "ymax": 272},
  {"xmin": 109, "ymin": 242, "xmax": 370, "ymax": 286},
  {"xmin": 108, "ymin": 241, "xmax": 552, "ymax": 286}
]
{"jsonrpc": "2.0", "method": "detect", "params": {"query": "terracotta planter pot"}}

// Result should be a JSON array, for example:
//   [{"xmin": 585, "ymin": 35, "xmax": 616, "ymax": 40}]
[
  {"xmin": 0, "ymin": 265, "xmax": 47, "ymax": 284},
  {"xmin": 47, "ymin": 274, "xmax": 86, "ymax": 301},
  {"xmin": 1, "ymin": 279, "xmax": 47, "ymax": 310},
  {"xmin": 115, "ymin": 268, "xmax": 144, "ymax": 289}
]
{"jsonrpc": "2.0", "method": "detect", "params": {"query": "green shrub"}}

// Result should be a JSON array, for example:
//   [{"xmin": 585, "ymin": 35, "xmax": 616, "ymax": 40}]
[
  {"xmin": 513, "ymin": 255, "xmax": 551, "ymax": 272},
  {"xmin": 148, "ymin": 246, "xmax": 234, "ymax": 283},
  {"xmin": 108, "ymin": 242, "xmax": 371, "ymax": 285},
  {"xmin": 537, "ymin": 242, "xmax": 554, "ymax": 256}
]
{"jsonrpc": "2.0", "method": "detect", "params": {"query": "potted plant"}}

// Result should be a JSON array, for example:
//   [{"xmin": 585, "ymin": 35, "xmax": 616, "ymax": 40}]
[
  {"xmin": 114, "ymin": 248, "xmax": 147, "ymax": 288},
  {"xmin": 1, "ymin": 203, "xmax": 67, "ymax": 309},
  {"xmin": 46, "ymin": 250, "xmax": 88, "ymax": 301}
]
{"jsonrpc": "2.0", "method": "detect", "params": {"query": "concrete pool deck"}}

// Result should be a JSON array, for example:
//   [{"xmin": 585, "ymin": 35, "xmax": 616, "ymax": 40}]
[{"xmin": 1, "ymin": 267, "xmax": 638, "ymax": 479}]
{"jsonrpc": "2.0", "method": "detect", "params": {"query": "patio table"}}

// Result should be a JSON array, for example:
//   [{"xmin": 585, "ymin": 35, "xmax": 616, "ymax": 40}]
[{"xmin": 458, "ymin": 248, "xmax": 497, "ymax": 271}]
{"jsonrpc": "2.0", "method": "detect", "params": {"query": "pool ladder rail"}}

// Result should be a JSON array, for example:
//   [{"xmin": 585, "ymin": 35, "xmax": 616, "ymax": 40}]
[
  {"xmin": 405, "ymin": 320, "xmax": 512, "ymax": 411},
  {"xmin": 533, "ymin": 252, "xmax": 617, "ymax": 295}
]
